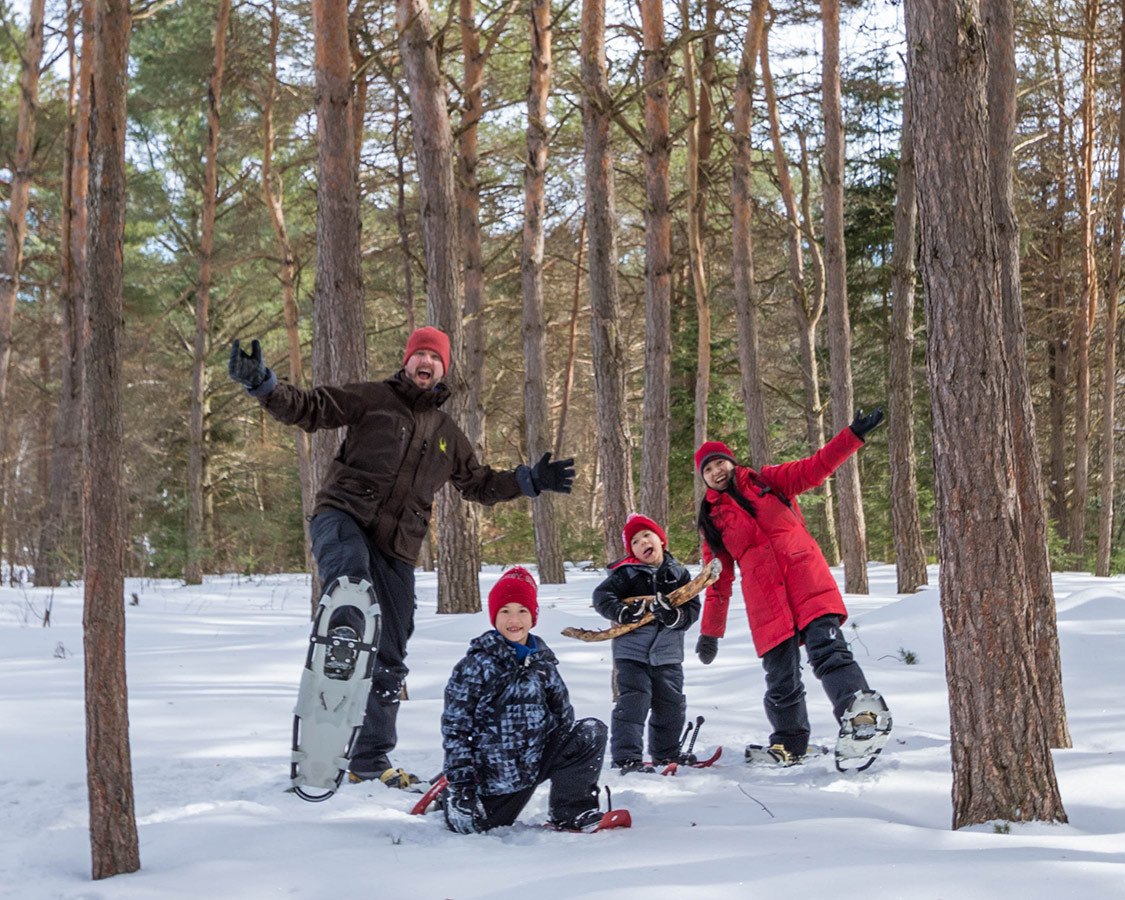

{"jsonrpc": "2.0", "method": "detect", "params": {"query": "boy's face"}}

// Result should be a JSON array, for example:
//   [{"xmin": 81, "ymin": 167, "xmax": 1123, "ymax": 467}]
[
  {"xmin": 701, "ymin": 458, "xmax": 734, "ymax": 491},
  {"xmin": 630, "ymin": 529, "xmax": 665, "ymax": 566},
  {"xmin": 404, "ymin": 348, "xmax": 445, "ymax": 389},
  {"xmin": 494, "ymin": 602, "xmax": 533, "ymax": 644}
]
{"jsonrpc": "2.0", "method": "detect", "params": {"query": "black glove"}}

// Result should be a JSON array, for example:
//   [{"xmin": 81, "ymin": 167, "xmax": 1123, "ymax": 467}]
[
  {"xmin": 616, "ymin": 602, "xmax": 648, "ymax": 625},
  {"xmin": 530, "ymin": 452, "xmax": 575, "ymax": 494},
  {"xmin": 849, "ymin": 407, "xmax": 884, "ymax": 441},
  {"xmin": 229, "ymin": 339, "xmax": 270, "ymax": 390},
  {"xmin": 696, "ymin": 634, "xmax": 718, "ymax": 664},
  {"xmin": 650, "ymin": 592, "xmax": 682, "ymax": 628},
  {"xmin": 443, "ymin": 783, "xmax": 483, "ymax": 835}
]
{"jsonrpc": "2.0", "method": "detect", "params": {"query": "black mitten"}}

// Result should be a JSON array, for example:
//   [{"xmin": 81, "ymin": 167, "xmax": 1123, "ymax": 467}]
[
  {"xmin": 696, "ymin": 634, "xmax": 719, "ymax": 664},
  {"xmin": 229, "ymin": 339, "xmax": 270, "ymax": 390},
  {"xmin": 849, "ymin": 407, "xmax": 885, "ymax": 440},
  {"xmin": 616, "ymin": 602, "xmax": 648, "ymax": 626},
  {"xmin": 530, "ymin": 452, "xmax": 576, "ymax": 494},
  {"xmin": 444, "ymin": 783, "xmax": 484, "ymax": 834},
  {"xmin": 650, "ymin": 592, "xmax": 682, "ymax": 628}
]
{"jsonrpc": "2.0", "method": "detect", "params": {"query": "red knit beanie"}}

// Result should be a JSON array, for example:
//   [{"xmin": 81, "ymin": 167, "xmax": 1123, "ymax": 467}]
[
  {"xmin": 695, "ymin": 440, "xmax": 736, "ymax": 474},
  {"xmin": 622, "ymin": 513, "xmax": 668, "ymax": 554},
  {"xmin": 403, "ymin": 326, "xmax": 451, "ymax": 375},
  {"xmin": 488, "ymin": 566, "xmax": 539, "ymax": 626}
]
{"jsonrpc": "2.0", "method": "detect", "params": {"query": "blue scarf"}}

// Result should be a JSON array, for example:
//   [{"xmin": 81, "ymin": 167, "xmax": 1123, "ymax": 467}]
[{"xmin": 498, "ymin": 631, "xmax": 538, "ymax": 664}]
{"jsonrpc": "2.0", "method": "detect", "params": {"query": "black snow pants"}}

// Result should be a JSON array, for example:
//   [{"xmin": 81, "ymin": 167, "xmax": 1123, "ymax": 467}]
[
  {"xmin": 310, "ymin": 507, "xmax": 416, "ymax": 776},
  {"xmin": 610, "ymin": 659, "xmax": 686, "ymax": 765},
  {"xmin": 760, "ymin": 614, "xmax": 870, "ymax": 756}
]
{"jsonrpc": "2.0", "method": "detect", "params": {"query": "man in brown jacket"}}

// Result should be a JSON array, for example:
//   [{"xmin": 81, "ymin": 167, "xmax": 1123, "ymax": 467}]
[{"xmin": 229, "ymin": 327, "xmax": 575, "ymax": 788}]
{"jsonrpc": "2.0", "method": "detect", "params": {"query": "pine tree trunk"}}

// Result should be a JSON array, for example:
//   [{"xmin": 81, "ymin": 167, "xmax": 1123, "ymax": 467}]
[
  {"xmin": 393, "ymin": 91, "xmax": 417, "ymax": 334},
  {"xmin": 458, "ymin": 0, "xmax": 487, "ymax": 459},
  {"xmin": 1047, "ymin": 59, "xmax": 1070, "ymax": 536},
  {"xmin": 761, "ymin": 24, "xmax": 837, "ymax": 565},
  {"xmin": 1069, "ymin": 0, "xmax": 1100, "ymax": 560},
  {"xmin": 1099, "ymin": 1, "xmax": 1125, "ymax": 577},
  {"xmin": 984, "ymin": 0, "xmax": 1069, "ymax": 746},
  {"xmin": 638, "ymin": 0, "xmax": 672, "ymax": 526},
  {"xmin": 580, "ymin": 0, "xmax": 634, "ymax": 562},
  {"xmin": 37, "ymin": 0, "xmax": 91, "ymax": 587},
  {"xmin": 886, "ymin": 77, "xmax": 928, "ymax": 594},
  {"xmin": 263, "ymin": 0, "xmax": 314, "ymax": 579},
  {"xmin": 397, "ymin": 0, "xmax": 481, "ymax": 613},
  {"xmin": 822, "ymin": 0, "xmax": 868, "ymax": 593},
  {"xmin": 731, "ymin": 0, "xmax": 770, "ymax": 467},
  {"xmin": 83, "ymin": 0, "xmax": 140, "ymax": 876},
  {"xmin": 680, "ymin": 0, "xmax": 714, "ymax": 514},
  {"xmin": 905, "ymin": 0, "xmax": 1067, "ymax": 828},
  {"xmin": 522, "ymin": 0, "xmax": 564, "ymax": 583},
  {"xmin": 555, "ymin": 218, "xmax": 584, "ymax": 458},
  {"xmin": 186, "ymin": 0, "xmax": 230, "ymax": 585},
  {"xmin": 311, "ymin": 0, "xmax": 367, "ymax": 611}
]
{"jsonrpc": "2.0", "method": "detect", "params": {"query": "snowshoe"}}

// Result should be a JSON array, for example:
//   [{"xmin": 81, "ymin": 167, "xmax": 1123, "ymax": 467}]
[
  {"xmin": 290, "ymin": 577, "xmax": 380, "ymax": 802},
  {"xmin": 835, "ymin": 689, "xmax": 893, "ymax": 773},
  {"xmin": 616, "ymin": 759, "xmax": 656, "ymax": 775},
  {"xmin": 410, "ymin": 775, "xmax": 449, "ymax": 815},
  {"xmin": 745, "ymin": 743, "xmax": 829, "ymax": 767},
  {"xmin": 544, "ymin": 808, "xmax": 632, "ymax": 833}
]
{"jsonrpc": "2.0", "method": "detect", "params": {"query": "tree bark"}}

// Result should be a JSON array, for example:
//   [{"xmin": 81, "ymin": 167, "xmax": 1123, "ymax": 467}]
[
  {"xmin": 580, "ymin": 0, "xmax": 635, "ymax": 562},
  {"xmin": 761, "ymin": 21, "xmax": 837, "ymax": 559},
  {"xmin": 521, "ymin": 0, "xmax": 564, "ymax": 583},
  {"xmin": 1068, "ymin": 0, "xmax": 1101, "ymax": 560},
  {"xmin": 1099, "ymin": 0, "xmax": 1125, "ymax": 576},
  {"xmin": 393, "ymin": 90, "xmax": 417, "ymax": 334},
  {"xmin": 886, "ymin": 73, "xmax": 928, "ymax": 594},
  {"xmin": 984, "ymin": 0, "xmax": 1069, "ymax": 746},
  {"xmin": 822, "ymin": 0, "xmax": 868, "ymax": 593},
  {"xmin": 731, "ymin": 0, "xmax": 770, "ymax": 467},
  {"xmin": 680, "ymin": 0, "xmax": 714, "ymax": 514},
  {"xmin": 904, "ymin": 0, "xmax": 1067, "ymax": 828},
  {"xmin": 83, "ymin": 0, "xmax": 140, "ymax": 877},
  {"xmin": 1048, "ymin": 39, "xmax": 1070, "ymax": 536},
  {"xmin": 185, "ymin": 0, "xmax": 231, "ymax": 585},
  {"xmin": 37, "ymin": 0, "xmax": 92, "ymax": 586},
  {"xmin": 311, "ymin": 0, "xmax": 368, "ymax": 609},
  {"xmin": 397, "ymin": 0, "xmax": 481, "ymax": 612},
  {"xmin": 638, "ymin": 0, "xmax": 672, "ymax": 526},
  {"xmin": 263, "ymin": 0, "xmax": 314, "ymax": 579},
  {"xmin": 555, "ymin": 217, "xmax": 585, "ymax": 458}
]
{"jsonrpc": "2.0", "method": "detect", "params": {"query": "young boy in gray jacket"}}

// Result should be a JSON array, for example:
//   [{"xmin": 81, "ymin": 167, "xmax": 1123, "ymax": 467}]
[{"xmin": 592, "ymin": 514, "xmax": 701, "ymax": 773}]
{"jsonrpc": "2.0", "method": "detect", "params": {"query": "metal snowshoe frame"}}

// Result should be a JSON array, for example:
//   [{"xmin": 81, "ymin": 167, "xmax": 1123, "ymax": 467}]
[{"xmin": 290, "ymin": 576, "xmax": 381, "ymax": 802}]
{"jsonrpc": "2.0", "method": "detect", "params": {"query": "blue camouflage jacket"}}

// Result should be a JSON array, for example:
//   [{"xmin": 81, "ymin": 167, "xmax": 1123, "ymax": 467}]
[{"xmin": 441, "ymin": 630, "xmax": 574, "ymax": 797}]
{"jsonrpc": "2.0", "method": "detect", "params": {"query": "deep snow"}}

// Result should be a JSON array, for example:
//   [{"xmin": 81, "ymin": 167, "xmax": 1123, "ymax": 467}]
[{"xmin": 1, "ymin": 562, "xmax": 1123, "ymax": 899}]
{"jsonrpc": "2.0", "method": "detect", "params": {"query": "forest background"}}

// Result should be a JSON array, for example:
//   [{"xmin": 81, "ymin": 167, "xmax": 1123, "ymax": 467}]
[{"xmin": 0, "ymin": 0, "xmax": 1117, "ymax": 585}]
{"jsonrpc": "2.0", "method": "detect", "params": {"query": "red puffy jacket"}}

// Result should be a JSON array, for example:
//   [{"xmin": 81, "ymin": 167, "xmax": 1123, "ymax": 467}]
[{"xmin": 700, "ymin": 427, "xmax": 862, "ymax": 656}]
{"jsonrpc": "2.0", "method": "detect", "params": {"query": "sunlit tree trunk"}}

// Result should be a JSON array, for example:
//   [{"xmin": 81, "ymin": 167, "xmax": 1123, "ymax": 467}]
[
  {"xmin": 637, "ymin": 0, "xmax": 671, "ymax": 526},
  {"xmin": 398, "ymin": 0, "xmax": 480, "ymax": 611},
  {"xmin": 262, "ymin": 0, "xmax": 314, "ymax": 578},
  {"xmin": 581, "ymin": 0, "xmax": 634, "ymax": 561},
  {"xmin": 521, "ymin": 0, "xmax": 564, "ymax": 583},
  {"xmin": 822, "ymin": 0, "xmax": 868, "ymax": 592},
  {"xmin": 37, "ymin": 0, "xmax": 92, "ymax": 586},
  {"xmin": 186, "ymin": 0, "xmax": 231, "ymax": 585},
  {"xmin": 731, "ymin": 0, "xmax": 769, "ymax": 466},
  {"xmin": 885, "ymin": 73, "xmax": 928, "ymax": 594},
  {"xmin": 83, "ymin": 0, "xmax": 140, "ymax": 877},
  {"xmin": 1069, "ymin": 0, "xmax": 1101, "ymax": 559},
  {"xmin": 905, "ymin": 0, "xmax": 1067, "ymax": 829},
  {"xmin": 984, "ymin": 0, "xmax": 1069, "ymax": 746}
]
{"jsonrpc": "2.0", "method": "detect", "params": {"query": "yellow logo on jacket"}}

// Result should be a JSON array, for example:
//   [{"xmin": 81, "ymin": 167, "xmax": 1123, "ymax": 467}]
[{"xmin": 439, "ymin": 438, "xmax": 448, "ymax": 454}]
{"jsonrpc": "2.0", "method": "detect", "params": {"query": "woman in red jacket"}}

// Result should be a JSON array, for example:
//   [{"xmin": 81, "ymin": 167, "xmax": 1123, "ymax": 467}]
[{"xmin": 694, "ymin": 410, "xmax": 891, "ymax": 770}]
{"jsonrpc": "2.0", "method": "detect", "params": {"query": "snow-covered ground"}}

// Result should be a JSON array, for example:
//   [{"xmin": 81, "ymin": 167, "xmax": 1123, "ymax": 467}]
[{"xmin": 1, "ymin": 562, "xmax": 1123, "ymax": 899}]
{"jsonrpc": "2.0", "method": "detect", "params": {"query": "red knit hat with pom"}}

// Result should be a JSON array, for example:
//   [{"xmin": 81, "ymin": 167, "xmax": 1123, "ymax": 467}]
[
  {"xmin": 694, "ymin": 440, "xmax": 736, "ymax": 474},
  {"xmin": 403, "ymin": 326, "xmax": 451, "ymax": 375},
  {"xmin": 488, "ymin": 566, "xmax": 539, "ymax": 626},
  {"xmin": 622, "ymin": 513, "xmax": 668, "ymax": 554}
]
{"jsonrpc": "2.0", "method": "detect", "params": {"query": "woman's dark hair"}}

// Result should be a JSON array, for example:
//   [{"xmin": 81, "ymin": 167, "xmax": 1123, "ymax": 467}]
[{"xmin": 697, "ymin": 499, "xmax": 726, "ymax": 557}]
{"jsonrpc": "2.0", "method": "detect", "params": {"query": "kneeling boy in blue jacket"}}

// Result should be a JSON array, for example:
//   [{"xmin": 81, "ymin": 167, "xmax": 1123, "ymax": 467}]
[{"xmin": 441, "ymin": 567, "xmax": 608, "ymax": 833}]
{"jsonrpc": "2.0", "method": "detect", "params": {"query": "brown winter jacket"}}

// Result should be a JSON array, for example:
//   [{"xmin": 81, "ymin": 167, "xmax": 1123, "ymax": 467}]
[{"xmin": 258, "ymin": 371, "xmax": 525, "ymax": 563}]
